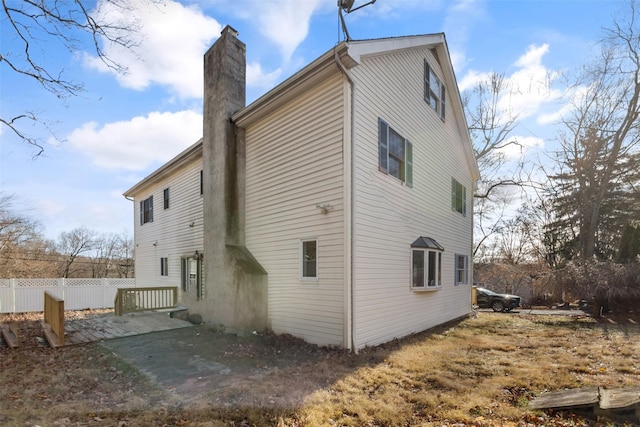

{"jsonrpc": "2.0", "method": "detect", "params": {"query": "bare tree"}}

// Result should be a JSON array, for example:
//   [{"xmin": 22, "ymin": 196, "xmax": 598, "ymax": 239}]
[
  {"xmin": 88, "ymin": 231, "xmax": 133, "ymax": 277},
  {"xmin": 1, "ymin": 0, "xmax": 143, "ymax": 153},
  {"xmin": 113, "ymin": 231, "xmax": 134, "ymax": 278},
  {"xmin": 549, "ymin": 0, "xmax": 640, "ymax": 261},
  {"xmin": 57, "ymin": 226, "xmax": 96, "ymax": 278},
  {"xmin": 464, "ymin": 72, "xmax": 541, "ymax": 258},
  {"xmin": 0, "ymin": 193, "xmax": 58, "ymax": 277}
]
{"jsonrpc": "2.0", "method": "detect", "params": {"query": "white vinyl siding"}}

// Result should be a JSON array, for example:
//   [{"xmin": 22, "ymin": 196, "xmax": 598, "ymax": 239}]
[
  {"xmin": 245, "ymin": 73, "xmax": 346, "ymax": 347},
  {"xmin": 350, "ymin": 45, "xmax": 474, "ymax": 349},
  {"xmin": 131, "ymin": 157, "xmax": 204, "ymax": 291}
]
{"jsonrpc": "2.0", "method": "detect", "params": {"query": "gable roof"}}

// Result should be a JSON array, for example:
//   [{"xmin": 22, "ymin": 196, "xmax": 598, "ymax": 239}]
[
  {"xmin": 125, "ymin": 33, "xmax": 480, "ymax": 199},
  {"xmin": 348, "ymin": 34, "xmax": 479, "ymax": 182},
  {"xmin": 234, "ymin": 33, "xmax": 479, "ymax": 182},
  {"xmin": 123, "ymin": 138, "xmax": 202, "ymax": 197}
]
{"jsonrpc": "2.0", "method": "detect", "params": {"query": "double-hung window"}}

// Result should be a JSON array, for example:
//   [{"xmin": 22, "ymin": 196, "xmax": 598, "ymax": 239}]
[
  {"xmin": 411, "ymin": 237, "xmax": 444, "ymax": 290},
  {"xmin": 451, "ymin": 178, "xmax": 467, "ymax": 216},
  {"xmin": 424, "ymin": 59, "xmax": 446, "ymax": 121},
  {"xmin": 140, "ymin": 196, "xmax": 153, "ymax": 224},
  {"xmin": 378, "ymin": 119, "xmax": 413, "ymax": 186},
  {"xmin": 455, "ymin": 254, "xmax": 469, "ymax": 285}
]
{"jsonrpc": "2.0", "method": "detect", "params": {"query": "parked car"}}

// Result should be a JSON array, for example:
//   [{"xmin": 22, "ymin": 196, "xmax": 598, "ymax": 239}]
[{"xmin": 475, "ymin": 287, "xmax": 521, "ymax": 312}]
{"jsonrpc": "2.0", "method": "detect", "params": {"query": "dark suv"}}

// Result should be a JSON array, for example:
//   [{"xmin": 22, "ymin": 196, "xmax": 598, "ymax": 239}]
[{"xmin": 475, "ymin": 287, "xmax": 521, "ymax": 312}]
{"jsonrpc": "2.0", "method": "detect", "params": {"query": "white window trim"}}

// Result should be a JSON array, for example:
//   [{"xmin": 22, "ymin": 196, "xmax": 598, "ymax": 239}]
[
  {"xmin": 163, "ymin": 188, "xmax": 170, "ymax": 210},
  {"xmin": 160, "ymin": 257, "xmax": 169, "ymax": 277},
  {"xmin": 424, "ymin": 59, "xmax": 446, "ymax": 121},
  {"xmin": 411, "ymin": 249, "xmax": 443, "ymax": 291},
  {"xmin": 300, "ymin": 238, "xmax": 318, "ymax": 281},
  {"xmin": 455, "ymin": 253, "xmax": 469, "ymax": 285},
  {"xmin": 140, "ymin": 195, "xmax": 153, "ymax": 225},
  {"xmin": 378, "ymin": 118, "xmax": 413, "ymax": 187}
]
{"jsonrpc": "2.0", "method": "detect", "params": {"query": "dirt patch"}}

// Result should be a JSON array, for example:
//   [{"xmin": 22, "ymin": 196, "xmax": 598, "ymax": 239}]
[{"xmin": 0, "ymin": 310, "xmax": 389, "ymax": 426}]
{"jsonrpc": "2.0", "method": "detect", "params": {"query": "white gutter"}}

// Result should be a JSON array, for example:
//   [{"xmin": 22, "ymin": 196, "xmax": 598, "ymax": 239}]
[{"xmin": 334, "ymin": 46, "xmax": 357, "ymax": 352}]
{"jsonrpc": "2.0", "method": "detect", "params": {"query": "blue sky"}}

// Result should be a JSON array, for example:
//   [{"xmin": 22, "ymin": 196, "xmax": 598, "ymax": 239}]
[{"xmin": 0, "ymin": 0, "xmax": 625, "ymax": 240}]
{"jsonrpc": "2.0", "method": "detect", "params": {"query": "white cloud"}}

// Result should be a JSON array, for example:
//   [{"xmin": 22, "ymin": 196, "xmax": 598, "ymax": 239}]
[
  {"xmin": 66, "ymin": 110, "xmax": 202, "ymax": 171},
  {"xmin": 460, "ymin": 44, "xmax": 561, "ymax": 128},
  {"xmin": 251, "ymin": 0, "xmax": 326, "ymax": 61},
  {"xmin": 85, "ymin": 0, "xmax": 221, "ymax": 98},
  {"xmin": 498, "ymin": 135, "xmax": 545, "ymax": 160},
  {"xmin": 457, "ymin": 69, "xmax": 491, "ymax": 92},
  {"xmin": 501, "ymin": 44, "xmax": 560, "ymax": 120},
  {"xmin": 246, "ymin": 62, "xmax": 283, "ymax": 93}
]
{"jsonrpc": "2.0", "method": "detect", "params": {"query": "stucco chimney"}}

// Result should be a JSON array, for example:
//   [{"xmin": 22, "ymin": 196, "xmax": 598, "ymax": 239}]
[
  {"xmin": 203, "ymin": 25, "xmax": 245, "ymax": 246},
  {"xmin": 197, "ymin": 26, "xmax": 266, "ymax": 332}
]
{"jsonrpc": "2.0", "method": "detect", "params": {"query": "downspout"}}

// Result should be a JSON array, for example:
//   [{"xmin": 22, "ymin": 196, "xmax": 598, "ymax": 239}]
[{"xmin": 334, "ymin": 46, "xmax": 356, "ymax": 352}]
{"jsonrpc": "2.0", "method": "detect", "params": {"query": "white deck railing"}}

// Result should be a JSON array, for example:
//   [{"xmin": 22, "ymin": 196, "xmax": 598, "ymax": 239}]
[{"xmin": 0, "ymin": 278, "xmax": 141, "ymax": 313}]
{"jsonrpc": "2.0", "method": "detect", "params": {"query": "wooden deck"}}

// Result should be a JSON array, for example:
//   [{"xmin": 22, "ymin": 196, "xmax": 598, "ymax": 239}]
[{"xmin": 62, "ymin": 311, "xmax": 193, "ymax": 346}]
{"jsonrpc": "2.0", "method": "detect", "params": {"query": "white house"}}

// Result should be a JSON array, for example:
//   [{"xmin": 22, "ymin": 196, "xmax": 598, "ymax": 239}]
[{"xmin": 124, "ymin": 26, "xmax": 480, "ymax": 350}]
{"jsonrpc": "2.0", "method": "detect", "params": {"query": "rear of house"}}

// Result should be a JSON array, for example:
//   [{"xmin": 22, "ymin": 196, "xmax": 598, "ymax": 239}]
[{"xmin": 124, "ymin": 28, "xmax": 478, "ymax": 351}]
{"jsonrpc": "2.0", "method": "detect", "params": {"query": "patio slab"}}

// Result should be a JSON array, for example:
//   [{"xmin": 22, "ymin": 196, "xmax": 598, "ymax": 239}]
[{"xmin": 63, "ymin": 311, "xmax": 193, "ymax": 345}]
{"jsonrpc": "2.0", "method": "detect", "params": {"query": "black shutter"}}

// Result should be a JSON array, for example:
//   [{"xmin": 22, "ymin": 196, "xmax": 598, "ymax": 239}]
[{"xmin": 378, "ymin": 118, "xmax": 388, "ymax": 173}]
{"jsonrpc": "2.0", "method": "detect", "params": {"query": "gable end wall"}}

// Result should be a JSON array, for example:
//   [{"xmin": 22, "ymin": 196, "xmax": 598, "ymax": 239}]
[{"xmin": 351, "ymin": 46, "xmax": 474, "ymax": 349}]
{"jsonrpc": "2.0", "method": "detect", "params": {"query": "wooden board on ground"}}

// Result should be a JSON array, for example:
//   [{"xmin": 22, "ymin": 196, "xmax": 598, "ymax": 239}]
[
  {"xmin": 0, "ymin": 323, "xmax": 19, "ymax": 348},
  {"xmin": 599, "ymin": 387, "xmax": 640, "ymax": 410},
  {"xmin": 529, "ymin": 387, "xmax": 599, "ymax": 410},
  {"xmin": 530, "ymin": 386, "xmax": 640, "ymax": 421}
]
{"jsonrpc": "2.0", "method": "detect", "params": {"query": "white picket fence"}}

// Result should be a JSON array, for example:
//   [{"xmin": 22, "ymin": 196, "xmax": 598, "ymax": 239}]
[{"xmin": 0, "ymin": 278, "xmax": 141, "ymax": 313}]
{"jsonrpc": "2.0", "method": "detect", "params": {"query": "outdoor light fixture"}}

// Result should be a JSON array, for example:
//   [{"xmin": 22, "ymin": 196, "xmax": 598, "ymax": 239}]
[
  {"xmin": 316, "ymin": 203, "xmax": 333, "ymax": 214},
  {"xmin": 152, "ymin": 241, "xmax": 158, "ymax": 246}
]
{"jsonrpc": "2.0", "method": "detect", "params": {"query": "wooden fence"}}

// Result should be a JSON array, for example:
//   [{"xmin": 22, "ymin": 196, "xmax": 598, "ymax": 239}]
[{"xmin": 114, "ymin": 287, "xmax": 178, "ymax": 316}]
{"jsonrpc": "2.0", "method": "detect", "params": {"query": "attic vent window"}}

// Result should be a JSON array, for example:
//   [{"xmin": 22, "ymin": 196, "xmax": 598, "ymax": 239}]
[
  {"xmin": 411, "ymin": 237, "xmax": 444, "ymax": 290},
  {"xmin": 424, "ymin": 59, "xmax": 446, "ymax": 121}
]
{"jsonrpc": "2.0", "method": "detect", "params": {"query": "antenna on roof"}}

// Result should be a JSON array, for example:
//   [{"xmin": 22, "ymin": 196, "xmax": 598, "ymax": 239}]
[{"xmin": 338, "ymin": 0, "xmax": 376, "ymax": 41}]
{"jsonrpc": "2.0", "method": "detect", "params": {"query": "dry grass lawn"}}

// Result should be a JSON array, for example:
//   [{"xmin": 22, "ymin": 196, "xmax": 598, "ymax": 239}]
[{"xmin": 2, "ymin": 311, "xmax": 640, "ymax": 426}]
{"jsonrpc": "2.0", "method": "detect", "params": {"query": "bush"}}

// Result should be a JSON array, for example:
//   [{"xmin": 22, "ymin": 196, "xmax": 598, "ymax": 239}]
[{"xmin": 553, "ymin": 261, "xmax": 640, "ymax": 317}]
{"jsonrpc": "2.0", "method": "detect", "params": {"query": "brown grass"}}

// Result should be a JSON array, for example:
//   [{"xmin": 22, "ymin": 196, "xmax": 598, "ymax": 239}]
[{"xmin": 2, "ymin": 311, "xmax": 640, "ymax": 426}]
